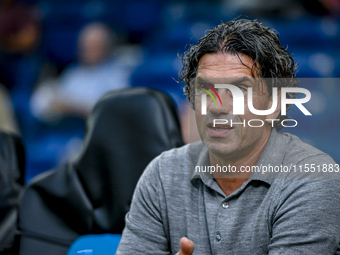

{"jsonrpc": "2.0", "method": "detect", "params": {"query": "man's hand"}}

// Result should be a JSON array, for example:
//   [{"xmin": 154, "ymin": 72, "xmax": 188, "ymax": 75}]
[{"xmin": 175, "ymin": 237, "xmax": 194, "ymax": 255}]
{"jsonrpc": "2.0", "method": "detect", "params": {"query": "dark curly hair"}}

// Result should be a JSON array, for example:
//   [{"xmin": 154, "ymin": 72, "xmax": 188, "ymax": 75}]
[{"xmin": 178, "ymin": 19, "xmax": 299, "ymax": 130}]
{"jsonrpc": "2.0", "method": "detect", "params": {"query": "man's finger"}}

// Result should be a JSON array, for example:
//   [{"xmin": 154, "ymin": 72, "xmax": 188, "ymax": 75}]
[{"xmin": 178, "ymin": 237, "xmax": 194, "ymax": 255}]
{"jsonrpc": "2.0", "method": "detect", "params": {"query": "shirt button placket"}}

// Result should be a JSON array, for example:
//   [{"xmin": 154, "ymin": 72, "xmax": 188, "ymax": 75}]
[{"xmin": 222, "ymin": 201, "xmax": 229, "ymax": 209}]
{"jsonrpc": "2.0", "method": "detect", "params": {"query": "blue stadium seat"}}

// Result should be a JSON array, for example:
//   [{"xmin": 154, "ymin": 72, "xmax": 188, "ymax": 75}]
[{"xmin": 66, "ymin": 234, "xmax": 121, "ymax": 255}]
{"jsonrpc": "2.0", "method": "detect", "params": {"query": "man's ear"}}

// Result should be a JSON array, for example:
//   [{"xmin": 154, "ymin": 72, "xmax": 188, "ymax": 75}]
[
  {"xmin": 266, "ymin": 89, "xmax": 281, "ymax": 121},
  {"xmin": 190, "ymin": 96, "xmax": 195, "ymax": 110},
  {"xmin": 188, "ymin": 79, "xmax": 196, "ymax": 110}
]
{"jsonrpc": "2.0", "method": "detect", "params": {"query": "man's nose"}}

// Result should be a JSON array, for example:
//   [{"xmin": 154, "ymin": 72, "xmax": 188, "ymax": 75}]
[{"xmin": 208, "ymin": 89, "xmax": 232, "ymax": 116}]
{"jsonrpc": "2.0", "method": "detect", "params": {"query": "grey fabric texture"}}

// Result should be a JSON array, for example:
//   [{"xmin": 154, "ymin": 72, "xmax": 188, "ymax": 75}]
[{"xmin": 117, "ymin": 129, "xmax": 340, "ymax": 255}]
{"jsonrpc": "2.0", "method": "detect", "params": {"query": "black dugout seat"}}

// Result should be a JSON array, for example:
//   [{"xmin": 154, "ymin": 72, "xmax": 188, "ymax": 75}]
[
  {"xmin": 0, "ymin": 132, "xmax": 25, "ymax": 254},
  {"xmin": 18, "ymin": 88, "xmax": 184, "ymax": 254}
]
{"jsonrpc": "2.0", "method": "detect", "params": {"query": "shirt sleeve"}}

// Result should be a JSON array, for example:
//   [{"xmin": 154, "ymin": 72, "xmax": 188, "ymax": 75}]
[
  {"xmin": 268, "ymin": 155, "xmax": 340, "ymax": 255},
  {"xmin": 116, "ymin": 157, "xmax": 170, "ymax": 255}
]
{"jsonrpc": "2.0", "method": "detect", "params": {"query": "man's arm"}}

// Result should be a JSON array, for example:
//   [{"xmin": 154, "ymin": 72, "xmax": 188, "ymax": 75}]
[{"xmin": 116, "ymin": 158, "xmax": 170, "ymax": 254}]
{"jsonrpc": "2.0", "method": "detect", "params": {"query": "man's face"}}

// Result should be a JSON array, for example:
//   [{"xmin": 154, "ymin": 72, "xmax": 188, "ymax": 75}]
[
  {"xmin": 78, "ymin": 29, "xmax": 108, "ymax": 66},
  {"xmin": 194, "ymin": 53, "xmax": 275, "ymax": 160}
]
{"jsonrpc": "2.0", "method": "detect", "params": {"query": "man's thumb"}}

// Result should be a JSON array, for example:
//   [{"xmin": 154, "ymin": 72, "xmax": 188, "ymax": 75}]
[{"xmin": 179, "ymin": 237, "xmax": 194, "ymax": 255}]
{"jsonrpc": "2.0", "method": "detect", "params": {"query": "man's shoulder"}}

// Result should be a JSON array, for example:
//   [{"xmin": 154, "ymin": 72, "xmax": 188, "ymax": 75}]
[
  {"xmin": 141, "ymin": 141, "xmax": 204, "ymax": 184},
  {"xmin": 269, "ymin": 131, "xmax": 339, "ymax": 191},
  {"xmin": 154, "ymin": 141, "xmax": 204, "ymax": 164},
  {"xmin": 277, "ymin": 131, "xmax": 335, "ymax": 165},
  {"xmin": 157, "ymin": 142, "xmax": 191, "ymax": 160}
]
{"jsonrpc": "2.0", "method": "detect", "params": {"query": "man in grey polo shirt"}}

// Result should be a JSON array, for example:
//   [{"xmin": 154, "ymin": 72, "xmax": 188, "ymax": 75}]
[{"xmin": 116, "ymin": 19, "xmax": 340, "ymax": 254}]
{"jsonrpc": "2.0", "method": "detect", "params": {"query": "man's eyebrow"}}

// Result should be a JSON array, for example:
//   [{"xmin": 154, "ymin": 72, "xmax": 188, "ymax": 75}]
[{"xmin": 195, "ymin": 77, "xmax": 213, "ymax": 86}]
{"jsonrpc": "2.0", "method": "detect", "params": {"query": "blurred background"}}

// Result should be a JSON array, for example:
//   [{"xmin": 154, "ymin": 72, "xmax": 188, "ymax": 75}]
[{"xmin": 0, "ymin": 0, "xmax": 339, "ymax": 183}]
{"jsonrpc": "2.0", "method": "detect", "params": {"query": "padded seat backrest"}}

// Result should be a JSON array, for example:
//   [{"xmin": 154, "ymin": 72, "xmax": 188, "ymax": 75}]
[
  {"xmin": 0, "ymin": 131, "xmax": 25, "ymax": 254},
  {"xmin": 18, "ymin": 87, "xmax": 184, "ymax": 254}
]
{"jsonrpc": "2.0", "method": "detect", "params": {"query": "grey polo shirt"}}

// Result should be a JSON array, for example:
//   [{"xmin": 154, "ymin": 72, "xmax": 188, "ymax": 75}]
[{"xmin": 116, "ymin": 129, "xmax": 340, "ymax": 254}]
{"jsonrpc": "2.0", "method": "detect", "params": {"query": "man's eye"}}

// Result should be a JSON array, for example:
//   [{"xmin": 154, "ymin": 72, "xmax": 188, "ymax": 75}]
[{"xmin": 236, "ymin": 85, "xmax": 247, "ymax": 91}]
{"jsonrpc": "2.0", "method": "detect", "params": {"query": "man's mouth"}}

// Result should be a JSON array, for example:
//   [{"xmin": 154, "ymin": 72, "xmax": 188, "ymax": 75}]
[
  {"xmin": 206, "ymin": 121, "xmax": 234, "ymax": 137},
  {"xmin": 209, "ymin": 126, "xmax": 233, "ymax": 130},
  {"xmin": 207, "ymin": 122, "xmax": 234, "ymax": 130}
]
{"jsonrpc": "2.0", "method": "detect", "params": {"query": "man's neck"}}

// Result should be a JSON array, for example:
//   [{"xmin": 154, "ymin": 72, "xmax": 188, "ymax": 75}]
[{"xmin": 211, "ymin": 127, "xmax": 272, "ymax": 196}]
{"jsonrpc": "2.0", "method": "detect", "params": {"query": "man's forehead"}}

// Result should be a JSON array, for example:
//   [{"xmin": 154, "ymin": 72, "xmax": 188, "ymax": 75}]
[
  {"xmin": 196, "ymin": 53, "xmax": 259, "ymax": 80},
  {"xmin": 195, "ymin": 77, "xmax": 259, "ymax": 86},
  {"xmin": 197, "ymin": 52, "xmax": 254, "ymax": 65}
]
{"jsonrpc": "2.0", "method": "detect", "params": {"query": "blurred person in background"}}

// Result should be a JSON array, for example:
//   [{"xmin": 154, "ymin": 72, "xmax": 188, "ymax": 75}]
[
  {"xmin": 0, "ymin": 0, "xmax": 42, "ymax": 136},
  {"xmin": 0, "ymin": 85, "xmax": 19, "ymax": 134},
  {"xmin": 0, "ymin": 0, "xmax": 41, "ymax": 90},
  {"xmin": 30, "ymin": 22, "xmax": 142, "ymax": 122}
]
